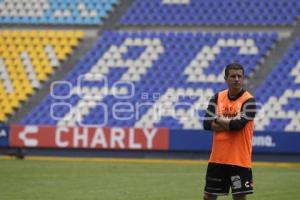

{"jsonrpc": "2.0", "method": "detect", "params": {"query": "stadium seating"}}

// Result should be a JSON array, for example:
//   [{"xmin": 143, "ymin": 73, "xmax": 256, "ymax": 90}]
[
  {"xmin": 0, "ymin": 0, "xmax": 119, "ymax": 25},
  {"xmin": 255, "ymin": 37, "xmax": 300, "ymax": 131},
  {"xmin": 20, "ymin": 31, "xmax": 277, "ymax": 129},
  {"xmin": 0, "ymin": 30, "xmax": 83, "ymax": 122},
  {"xmin": 120, "ymin": 0, "xmax": 300, "ymax": 26}
]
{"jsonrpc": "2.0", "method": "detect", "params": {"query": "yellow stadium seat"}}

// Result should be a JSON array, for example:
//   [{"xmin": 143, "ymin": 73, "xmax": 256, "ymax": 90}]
[
  {"xmin": 56, "ymin": 31, "xmax": 65, "ymax": 38},
  {"xmin": 42, "ymin": 37, "xmax": 51, "ymax": 44},
  {"xmin": 0, "ymin": 85, "xmax": 6, "ymax": 93},
  {"xmin": 0, "ymin": 112, "xmax": 7, "ymax": 121},
  {"xmin": 23, "ymin": 37, "xmax": 32, "ymax": 46},
  {"xmin": 7, "ymin": 95, "xmax": 21, "ymax": 108},
  {"xmin": 60, "ymin": 38, "xmax": 69, "ymax": 46},
  {"xmin": 29, "ymin": 30, "xmax": 39, "ymax": 38},
  {"xmin": 51, "ymin": 37, "xmax": 60, "ymax": 45},
  {"xmin": 1, "ymin": 51, "xmax": 11, "ymax": 58},
  {"xmin": 47, "ymin": 31, "xmax": 57, "ymax": 38},
  {"xmin": 3, "ymin": 104, "xmax": 14, "ymax": 115},
  {"xmin": 19, "ymin": 31, "xmax": 28, "ymax": 39},
  {"xmin": 17, "ymin": 92, "xmax": 28, "ymax": 102},
  {"xmin": 38, "ymin": 31, "xmax": 48, "ymax": 38},
  {"xmin": 75, "ymin": 31, "xmax": 84, "ymax": 39},
  {"xmin": 31, "ymin": 59, "xmax": 40, "ymax": 67},
  {"xmin": 4, "ymin": 37, "xmax": 13, "ymax": 44},
  {"xmin": 23, "ymin": 85, "xmax": 33, "ymax": 95},
  {"xmin": 37, "ymin": 73, "xmax": 47, "ymax": 81},
  {"xmin": 43, "ymin": 66, "xmax": 53, "ymax": 74},
  {"xmin": 33, "ymin": 38, "xmax": 42, "ymax": 45},
  {"xmin": 58, "ymin": 52, "xmax": 67, "ymax": 60},
  {"xmin": 63, "ymin": 46, "xmax": 73, "ymax": 55}
]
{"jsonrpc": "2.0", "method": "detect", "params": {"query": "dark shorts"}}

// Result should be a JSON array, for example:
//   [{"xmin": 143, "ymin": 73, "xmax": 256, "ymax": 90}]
[{"xmin": 204, "ymin": 163, "xmax": 253, "ymax": 196}]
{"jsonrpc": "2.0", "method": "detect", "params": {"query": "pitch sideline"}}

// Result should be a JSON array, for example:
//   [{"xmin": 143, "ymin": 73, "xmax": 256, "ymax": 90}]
[{"xmin": 0, "ymin": 155, "xmax": 300, "ymax": 168}]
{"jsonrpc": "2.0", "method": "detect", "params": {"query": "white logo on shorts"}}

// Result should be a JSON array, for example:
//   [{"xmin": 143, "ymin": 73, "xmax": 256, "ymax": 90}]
[
  {"xmin": 245, "ymin": 181, "xmax": 250, "ymax": 188},
  {"xmin": 231, "ymin": 175, "xmax": 242, "ymax": 189}
]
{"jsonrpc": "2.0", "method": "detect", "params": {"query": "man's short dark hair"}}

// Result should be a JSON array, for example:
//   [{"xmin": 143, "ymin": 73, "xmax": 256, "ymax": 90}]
[{"xmin": 225, "ymin": 63, "xmax": 245, "ymax": 78}]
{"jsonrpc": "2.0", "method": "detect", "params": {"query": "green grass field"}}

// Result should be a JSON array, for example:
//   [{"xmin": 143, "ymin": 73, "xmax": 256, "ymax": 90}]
[{"xmin": 0, "ymin": 157, "xmax": 299, "ymax": 200}]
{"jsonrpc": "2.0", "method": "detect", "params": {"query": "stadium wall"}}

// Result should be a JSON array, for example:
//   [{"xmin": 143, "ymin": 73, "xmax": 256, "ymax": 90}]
[{"xmin": 1, "ymin": 125, "xmax": 300, "ymax": 154}]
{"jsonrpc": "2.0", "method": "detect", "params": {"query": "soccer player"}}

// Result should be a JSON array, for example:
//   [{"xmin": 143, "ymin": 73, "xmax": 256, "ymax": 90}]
[{"xmin": 202, "ymin": 63, "xmax": 256, "ymax": 200}]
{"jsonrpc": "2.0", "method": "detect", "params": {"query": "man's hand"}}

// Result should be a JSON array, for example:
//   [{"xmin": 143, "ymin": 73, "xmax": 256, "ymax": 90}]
[
  {"xmin": 211, "ymin": 121, "xmax": 227, "ymax": 131},
  {"xmin": 211, "ymin": 116, "xmax": 231, "ymax": 131}
]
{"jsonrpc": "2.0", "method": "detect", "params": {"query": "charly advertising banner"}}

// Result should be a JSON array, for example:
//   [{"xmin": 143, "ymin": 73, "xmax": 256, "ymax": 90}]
[{"xmin": 10, "ymin": 125, "xmax": 169, "ymax": 150}]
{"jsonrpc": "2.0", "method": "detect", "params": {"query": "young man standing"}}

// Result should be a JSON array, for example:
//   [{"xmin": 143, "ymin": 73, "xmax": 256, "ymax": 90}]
[{"xmin": 202, "ymin": 63, "xmax": 256, "ymax": 200}]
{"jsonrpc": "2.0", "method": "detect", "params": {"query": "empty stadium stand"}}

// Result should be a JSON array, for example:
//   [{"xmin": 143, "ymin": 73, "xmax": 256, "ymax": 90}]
[{"xmin": 20, "ymin": 31, "xmax": 278, "ymax": 129}]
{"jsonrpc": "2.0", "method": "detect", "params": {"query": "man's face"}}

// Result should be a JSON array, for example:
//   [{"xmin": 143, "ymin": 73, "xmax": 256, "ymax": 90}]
[{"xmin": 225, "ymin": 69, "xmax": 244, "ymax": 90}]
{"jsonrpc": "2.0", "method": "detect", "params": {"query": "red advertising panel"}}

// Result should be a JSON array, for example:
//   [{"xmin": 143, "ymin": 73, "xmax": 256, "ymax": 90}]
[{"xmin": 10, "ymin": 125, "xmax": 169, "ymax": 150}]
